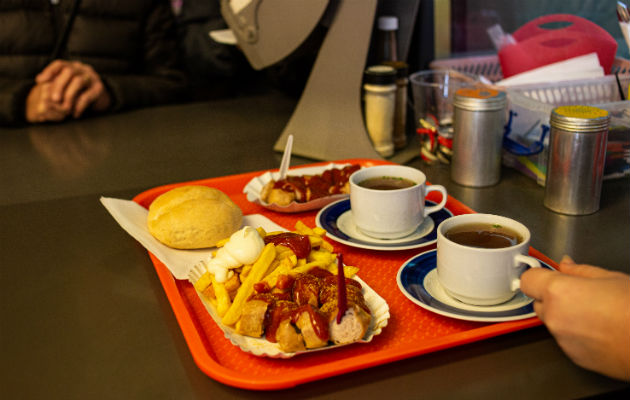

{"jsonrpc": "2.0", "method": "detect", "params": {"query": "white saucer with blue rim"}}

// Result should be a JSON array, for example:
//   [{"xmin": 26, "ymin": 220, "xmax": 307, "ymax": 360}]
[
  {"xmin": 397, "ymin": 249, "xmax": 553, "ymax": 322},
  {"xmin": 316, "ymin": 199, "xmax": 454, "ymax": 251}
]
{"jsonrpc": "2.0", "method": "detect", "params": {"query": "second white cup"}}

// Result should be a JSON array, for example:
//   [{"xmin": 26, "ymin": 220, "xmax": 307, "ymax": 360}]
[
  {"xmin": 349, "ymin": 165, "xmax": 447, "ymax": 239},
  {"xmin": 436, "ymin": 213, "xmax": 541, "ymax": 305}
]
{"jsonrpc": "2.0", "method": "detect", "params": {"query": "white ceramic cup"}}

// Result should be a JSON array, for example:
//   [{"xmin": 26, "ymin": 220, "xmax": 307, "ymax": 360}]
[
  {"xmin": 349, "ymin": 165, "xmax": 447, "ymax": 239},
  {"xmin": 436, "ymin": 213, "xmax": 541, "ymax": 306}
]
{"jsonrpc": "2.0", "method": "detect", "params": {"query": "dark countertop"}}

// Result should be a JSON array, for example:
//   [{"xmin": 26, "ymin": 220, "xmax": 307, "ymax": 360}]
[{"xmin": 1, "ymin": 90, "xmax": 628, "ymax": 399}]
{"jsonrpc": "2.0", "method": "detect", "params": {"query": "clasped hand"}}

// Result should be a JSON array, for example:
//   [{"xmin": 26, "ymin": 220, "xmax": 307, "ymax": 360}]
[{"xmin": 26, "ymin": 60, "xmax": 111, "ymax": 123}]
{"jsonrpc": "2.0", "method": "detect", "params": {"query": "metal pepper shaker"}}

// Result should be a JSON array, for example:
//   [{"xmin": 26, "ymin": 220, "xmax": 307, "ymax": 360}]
[
  {"xmin": 383, "ymin": 60, "xmax": 409, "ymax": 150},
  {"xmin": 544, "ymin": 105, "xmax": 610, "ymax": 215},
  {"xmin": 450, "ymin": 87, "xmax": 507, "ymax": 187}
]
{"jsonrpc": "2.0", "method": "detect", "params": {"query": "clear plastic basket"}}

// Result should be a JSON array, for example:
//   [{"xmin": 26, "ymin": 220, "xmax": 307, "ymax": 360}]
[{"xmin": 430, "ymin": 54, "xmax": 629, "ymax": 82}]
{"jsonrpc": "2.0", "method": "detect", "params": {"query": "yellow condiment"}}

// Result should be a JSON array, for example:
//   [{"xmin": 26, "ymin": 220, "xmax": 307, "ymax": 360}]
[{"xmin": 554, "ymin": 105, "xmax": 609, "ymax": 119}]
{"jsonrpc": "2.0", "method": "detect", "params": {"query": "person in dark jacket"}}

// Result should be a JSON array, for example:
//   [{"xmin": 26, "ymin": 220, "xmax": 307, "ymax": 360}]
[
  {"xmin": 0, "ymin": 0, "xmax": 187, "ymax": 126},
  {"xmin": 173, "ymin": 0, "xmax": 322, "ymax": 100}
]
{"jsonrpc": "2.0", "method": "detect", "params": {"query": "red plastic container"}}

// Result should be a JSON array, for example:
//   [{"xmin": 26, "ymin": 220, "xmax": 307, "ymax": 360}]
[{"xmin": 498, "ymin": 14, "xmax": 618, "ymax": 78}]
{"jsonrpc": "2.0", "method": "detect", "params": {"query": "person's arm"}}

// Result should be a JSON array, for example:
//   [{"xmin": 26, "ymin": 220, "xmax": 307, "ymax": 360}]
[
  {"xmin": 101, "ymin": 1, "xmax": 187, "ymax": 111},
  {"xmin": 0, "ymin": 78, "xmax": 36, "ymax": 126},
  {"xmin": 520, "ymin": 256, "xmax": 630, "ymax": 381},
  {"xmin": 176, "ymin": 0, "xmax": 251, "ymax": 80}
]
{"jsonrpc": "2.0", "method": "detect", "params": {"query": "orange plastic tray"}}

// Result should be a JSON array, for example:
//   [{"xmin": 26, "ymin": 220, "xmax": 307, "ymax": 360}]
[{"xmin": 133, "ymin": 159, "xmax": 555, "ymax": 390}]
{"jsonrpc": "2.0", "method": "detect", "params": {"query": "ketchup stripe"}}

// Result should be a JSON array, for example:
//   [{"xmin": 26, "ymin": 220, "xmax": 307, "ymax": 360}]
[{"xmin": 336, "ymin": 254, "xmax": 348, "ymax": 324}]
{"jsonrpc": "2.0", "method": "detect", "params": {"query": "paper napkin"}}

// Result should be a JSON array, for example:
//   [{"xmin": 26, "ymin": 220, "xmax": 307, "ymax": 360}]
[
  {"xmin": 496, "ymin": 52, "xmax": 604, "ymax": 87},
  {"xmin": 100, "ymin": 197, "xmax": 284, "ymax": 279}
]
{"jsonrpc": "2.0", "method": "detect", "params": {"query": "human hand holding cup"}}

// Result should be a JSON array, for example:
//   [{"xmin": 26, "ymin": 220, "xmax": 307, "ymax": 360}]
[
  {"xmin": 436, "ymin": 214, "xmax": 541, "ymax": 306},
  {"xmin": 349, "ymin": 165, "xmax": 447, "ymax": 239}
]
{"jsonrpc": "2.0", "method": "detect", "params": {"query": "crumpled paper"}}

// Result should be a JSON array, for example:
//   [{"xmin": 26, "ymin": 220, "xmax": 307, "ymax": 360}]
[{"xmin": 100, "ymin": 197, "xmax": 284, "ymax": 279}]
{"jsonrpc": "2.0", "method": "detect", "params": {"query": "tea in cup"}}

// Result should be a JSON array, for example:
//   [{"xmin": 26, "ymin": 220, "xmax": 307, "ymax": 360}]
[
  {"xmin": 349, "ymin": 165, "xmax": 447, "ymax": 239},
  {"xmin": 436, "ymin": 213, "xmax": 541, "ymax": 305}
]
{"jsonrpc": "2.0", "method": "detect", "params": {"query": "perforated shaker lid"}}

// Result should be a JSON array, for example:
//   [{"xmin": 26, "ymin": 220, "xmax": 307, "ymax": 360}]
[
  {"xmin": 550, "ymin": 105, "xmax": 610, "ymax": 132},
  {"xmin": 453, "ymin": 88, "xmax": 506, "ymax": 111}
]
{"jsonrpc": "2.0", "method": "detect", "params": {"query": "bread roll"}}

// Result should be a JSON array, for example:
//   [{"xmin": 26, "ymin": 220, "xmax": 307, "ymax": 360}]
[{"xmin": 147, "ymin": 185, "xmax": 243, "ymax": 249}]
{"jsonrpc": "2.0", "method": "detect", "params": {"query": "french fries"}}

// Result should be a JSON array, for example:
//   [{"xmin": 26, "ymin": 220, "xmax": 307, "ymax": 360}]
[
  {"xmin": 211, "ymin": 275, "xmax": 232, "ymax": 317},
  {"xmin": 222, "ymin": 243, "xmax": 276, "ymax": 326},
  {"xmin": 194, "ymin": 220, "xmax": 359, "ymax": 328},
  {"xmin": 294, "ymin": 220, "xmax": 315, "ymax": 236}
]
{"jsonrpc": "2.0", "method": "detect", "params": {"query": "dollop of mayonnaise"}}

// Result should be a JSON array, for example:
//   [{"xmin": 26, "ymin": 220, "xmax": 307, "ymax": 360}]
[{"xmin": 205, "ymin": 226, "xmax": 265, "ymax": 282}]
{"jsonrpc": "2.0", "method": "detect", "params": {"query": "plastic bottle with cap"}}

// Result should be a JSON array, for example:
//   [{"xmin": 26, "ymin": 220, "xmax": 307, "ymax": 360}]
[
  {"xmin": 363, "ymin": 65, "xmax": 397, "ymax": 157},
  {"xmin": 377, "ymin": 16, "xmax": 398, "ymax": 62}
]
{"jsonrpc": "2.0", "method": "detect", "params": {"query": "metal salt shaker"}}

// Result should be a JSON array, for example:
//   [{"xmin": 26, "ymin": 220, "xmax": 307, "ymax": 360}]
[
  {"xmin": 544, "ymin": 105, "xmax": 610, "ymax": 215},
  {"xmin": 451, "ymin": 87, "xmax": 507, "ymax": 187}
]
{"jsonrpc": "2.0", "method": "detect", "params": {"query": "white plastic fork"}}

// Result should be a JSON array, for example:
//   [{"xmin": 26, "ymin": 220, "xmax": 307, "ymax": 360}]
[{"xmin": 278, "ymin": 134, "xmax": 293, "ymax": 180}]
